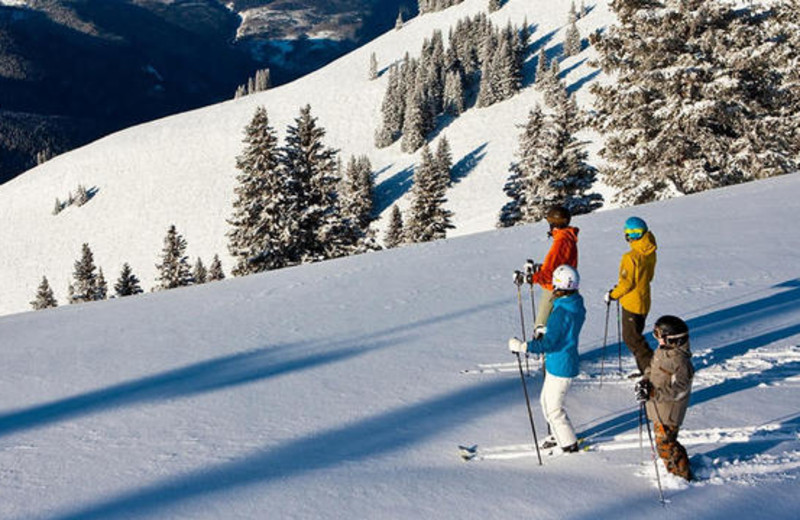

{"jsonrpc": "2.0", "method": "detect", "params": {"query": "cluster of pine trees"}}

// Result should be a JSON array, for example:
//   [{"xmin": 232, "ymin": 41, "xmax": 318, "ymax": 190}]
[
  {"xmin": 418, "ymin": 0, "xmax": 466, "ymax": 15},
  {"xmin": 52, "ymin": 184, "xmax": 95, "ymax": 215},
  {"xmin": 31, "ymin": 233, "xmax": 225, "ymax": 310},
  {"xmin": 234, "ymin": 68, "xmax": 271, "ymax": 99},
  {"xmin": 227, "ymin": 105, "xmax": 379, "ymax": 277},
  {"xmin": 375, "ymin": 12, "xmax": 529, "ymax": 153},
  {"xmin": 591, "ymin": 0, "xmax": 800, "ymax": 205},
  {"xmin": 384, "ymin": 136, "xmax": 455, "ymax": 246}
]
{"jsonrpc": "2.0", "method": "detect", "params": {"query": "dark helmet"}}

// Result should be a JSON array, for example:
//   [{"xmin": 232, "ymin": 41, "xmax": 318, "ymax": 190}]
[
  {"xmin": 545, "ymin": 205, "xmax": 571, "ymax": 228},
  {"xmin": 653, "ymin": 315, "xmax": 689, "ymax": 347}
]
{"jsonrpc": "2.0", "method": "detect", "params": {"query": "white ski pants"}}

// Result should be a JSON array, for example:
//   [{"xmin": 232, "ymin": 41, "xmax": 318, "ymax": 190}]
[{"xmin": 539, "ymin": 373, "xmax": 577, "ymax": 448}]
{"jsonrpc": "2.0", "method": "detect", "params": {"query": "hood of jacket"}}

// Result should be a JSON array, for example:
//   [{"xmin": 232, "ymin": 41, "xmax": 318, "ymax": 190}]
[
  {"xmin": 552, "ymin": 226, "xmax": 579, "ymax": 244},
  {"xmin": 630, "ymin": 231, "xmax": 657, "ymax": 256},
  {"xmin": 553, "ymin": 291, "xmax": 585, "ymax": 317}
]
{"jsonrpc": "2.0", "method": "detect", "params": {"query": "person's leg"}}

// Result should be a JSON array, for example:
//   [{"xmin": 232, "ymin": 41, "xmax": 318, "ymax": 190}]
[
  {"xmin": 535, "ymin": 288, "xmax": 554, "ymax": 329},
  {"xmin": 654, "ymin": 422, "xmax": 692, "ymax": 480},
  {"xmin": 539, "ymin": 374, "xmax": 577, "ymax": 449},
  {"xmin": 621, "ymin": 308, "xmax": 653, "ymax": 373}
]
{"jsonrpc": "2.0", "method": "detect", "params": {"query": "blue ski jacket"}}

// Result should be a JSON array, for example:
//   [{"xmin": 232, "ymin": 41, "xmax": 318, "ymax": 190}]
[{"xmin": 527, "ymin": 292, "xmax": 585, "ymax": 378}]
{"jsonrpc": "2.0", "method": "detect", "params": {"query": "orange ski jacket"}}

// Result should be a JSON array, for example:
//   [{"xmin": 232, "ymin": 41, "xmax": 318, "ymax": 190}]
[{"xmin": 531, "ymin": 227, "xmax": 579, "ymax": 291}]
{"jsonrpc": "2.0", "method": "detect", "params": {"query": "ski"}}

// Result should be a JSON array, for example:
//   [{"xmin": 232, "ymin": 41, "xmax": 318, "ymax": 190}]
[{"xmin": 457, "ymin": 424, "xmax": 800, "ymax": 462}]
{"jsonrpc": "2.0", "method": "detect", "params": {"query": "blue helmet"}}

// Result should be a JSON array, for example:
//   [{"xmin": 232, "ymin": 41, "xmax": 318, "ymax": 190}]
[{"xmin": 624, "ymin": 217, "xmax": 648, "ymax": 241}]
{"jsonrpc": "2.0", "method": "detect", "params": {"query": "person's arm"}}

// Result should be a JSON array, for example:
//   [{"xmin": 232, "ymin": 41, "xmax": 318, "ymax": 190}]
[
  {"xmin": 609, "ymin": 254, "xmax": 635, "ymax": 300},
  {"xmin": 653, "ymin": 361, "xmax": 693, "ymax": 403},
  {"xmin": 531, "ymin": 237, "xmax": 565, "ymax": 286},
  {"xmin": 529, "ymin": 309, "xmax": 568, "ymax": 353}
]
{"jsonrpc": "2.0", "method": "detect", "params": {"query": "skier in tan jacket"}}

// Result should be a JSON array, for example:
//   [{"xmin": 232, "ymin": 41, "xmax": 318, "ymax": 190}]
[{"xmin": 635, "ymin": 315, "xmax": 694, "ymax": 481}]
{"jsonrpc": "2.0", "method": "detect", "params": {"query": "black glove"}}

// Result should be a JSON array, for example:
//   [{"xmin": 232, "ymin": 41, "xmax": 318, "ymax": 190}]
[
  {"xmin": 513, "ymin": 270, "xmax": 525, "ymax": 286},
  {"xmin": 525, "ymin": 260, "xmax": 542, "ymax": 276},
  {"xmin": 634, "ymin": 379, "xmax": 653, "ymax": 402}
]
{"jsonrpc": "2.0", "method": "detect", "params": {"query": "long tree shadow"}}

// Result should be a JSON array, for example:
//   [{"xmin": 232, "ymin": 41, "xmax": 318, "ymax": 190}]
[
  {"xmin": 581, "ymin": 278, "xmax": 800, "ymax": 365},
  {"xmin": 567, "ymin": 69, "xmax": 600, "ymax": 95},
  {"xmin": 49, "ymin": 377, "xmax": 521, "ymax": 520},
  {"xmin": 693, "ymin": 412, "xmax": 800, "ymax": 464},
  {"xmin": 1, "ymin": 299, "xmax": 509, "ymax": 440},
  {"xmin": 451, "ymin": 143, "xmax": 488, "ymax": 185},
  {"xmin": 373, "ymin": 165, "xmax": 415, "ymax": 214}
]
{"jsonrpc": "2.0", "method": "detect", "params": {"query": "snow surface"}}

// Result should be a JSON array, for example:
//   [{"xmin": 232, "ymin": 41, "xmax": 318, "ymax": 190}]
[
  {"xmin": 1, "ymin": 174, "xmax": 799, "ymax": 519},
  {"xmin": 0, "ymin": 0, "xmax": 614, "ymax": 316}
]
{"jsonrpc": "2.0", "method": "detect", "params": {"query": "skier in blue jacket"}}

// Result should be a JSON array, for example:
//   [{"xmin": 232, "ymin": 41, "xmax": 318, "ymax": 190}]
[{"xmin": 509, "ymin": 264, "xmax": 585, "ymax": 453}]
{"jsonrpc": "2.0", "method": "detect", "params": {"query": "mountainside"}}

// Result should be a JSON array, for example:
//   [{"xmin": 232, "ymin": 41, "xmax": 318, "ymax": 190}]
[
  {"xmin": 0, "ymin": 0, "xmax": 613, "ymax": 316},
  {"xmin": 0, "ymin": 0, "xmax": 414, "ymax": 184},
  {"xmin": 1, "ymin": 172, "xmax": 799, "ymax": 518}
]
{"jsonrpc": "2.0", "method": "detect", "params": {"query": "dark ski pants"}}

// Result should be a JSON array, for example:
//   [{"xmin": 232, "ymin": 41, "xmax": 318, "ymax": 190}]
[
  {"xmin": 621, "ymin": 308, "xmax": 653, "ymax": 374},
  {"xmin": 654, "ymin": 422, "xmax": 692, "ymax": 481}
]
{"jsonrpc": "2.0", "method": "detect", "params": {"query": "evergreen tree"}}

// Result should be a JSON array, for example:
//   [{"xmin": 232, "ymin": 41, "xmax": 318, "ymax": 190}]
[
  {"xmin": 401, "ymin": 84, "xmax": 428, "ymax": 153},
  {"xmin": 592, "ymin": 0, "xmax": 797, "ymax": 205},
  {"xmin": 69, "ymin": 243, "xmax": 99, "ymax": 304},
  {"xmin": 208, "ymin": 254, "xmax": 226, "ymax": 281},
  {"xmin": 489, "ymin": 0, "xmax": 502, "ymax": 13},
  {"xmin": 53, "ymin": 198, "xmax": 62, "ymax": 215},
  {"xmin": 434, "ymin": 136, "xmax": 453, "ymax": 187},
  {"xmin": 405, "ymin": 143, "xmax": 454, "ymax": 242},
  {"xmin": 154, "ymin": 225, "xmax": 193, "ymax": 291},
  {"xmin": 383, "ymin": 205, "xmax": 404, "ymax": 248},
  {"xmin": 499, "ymin": 105, "xmax": 546, "ymax": 227},
  {"xmin": 282, "ymin": 105, "xmax": 374, "ymax": 261},
  {"xmin": 115, "ymin": 263, "xmax": 143, "ymax": 297},
  {"xmin": 342, "ymin": 155, "xmax": 375, "ymax": 230},
  {"xmin": 31, "ymin": 276, "xmax": 58, "ymax": 310},
  {"xmin": 193, "ymin": 257, "xmax": 208, "ymax": 284},
  {"xmin": 534, "ymin": 47, "xmax": 548, "ymax": 86},
  {"xmin": 95, "ymin": 268, "xmax": 108, "ymax": 301},
  {"xmin": 395, "ymin": 11, "xmax": 404, "ymax": 30},
  {"xmin": 369, "ymin": 52, "xmax": 378, "ymax": 80},
  {"xmin": 443, "ymin": 68, "xmax": 466, "ymax": 116},
  {"xmin": 564, "ymin": 9, "xmax": 582, "ymax": 57},
  {"xmin": 542, "ymin": 59, "xmax": 562, "ymax": 106},
  {"xmin": 227, "ymin": 106, "xmax": 288, "ymax": 275}
]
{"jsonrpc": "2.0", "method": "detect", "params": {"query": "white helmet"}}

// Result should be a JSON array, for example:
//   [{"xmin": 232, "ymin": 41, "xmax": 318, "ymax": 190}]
[{"xmin": 552, "ymin": 265, "xmax": 580, "ymax": 291}]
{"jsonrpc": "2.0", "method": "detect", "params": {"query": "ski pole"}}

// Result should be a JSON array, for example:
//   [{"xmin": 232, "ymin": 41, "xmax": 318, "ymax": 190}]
[
  {"xmin": 515, "ymin": 351, "xmax": 542, "ymax": 465},
  {"xmin": 600, "ymin": 301, "xmax": 610, "ymax": 387},
  {"xmin": 616, "ymin": 300, "xmax": 623, "ymax": 374},
  {"xmin": 514, "ymin": 274, "xmax": 530, "ymax": 376},
  {"xmin": 642, "ymin": 402, "xmax": 666, "ymax": 506},
  {"xmin": 638, "ymin": 401, "xmax": 644, "ymax": 464}
]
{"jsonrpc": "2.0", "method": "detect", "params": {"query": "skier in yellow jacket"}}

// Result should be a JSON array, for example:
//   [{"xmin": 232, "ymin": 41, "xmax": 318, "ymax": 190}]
[{"xmin": 605, "ymin": 217, "xmax": 657, "ymax": 375}]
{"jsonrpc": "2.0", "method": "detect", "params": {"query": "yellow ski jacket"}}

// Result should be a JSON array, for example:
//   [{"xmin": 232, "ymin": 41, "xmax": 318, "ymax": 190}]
[{"xmin": 610, "ymin": 231, "xmax": 657, "ymax": 315}]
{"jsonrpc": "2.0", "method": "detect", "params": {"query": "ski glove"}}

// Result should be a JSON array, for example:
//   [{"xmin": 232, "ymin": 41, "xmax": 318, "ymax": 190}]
[
  {"xmin": 532, "ymin": 325, "xmax": 547, "ymax": 340},
  {"xmin": 525, "ymin": 260, "xmax": 542, "ymax": 276},
  {"xmin": 634, "ymin": 378, "xmax": 654, "ymax": 402},
  {"xmin": 508, "ymin": 337, "xmax": 528, "ymax": 354},
  {"xmin": 604, "ymin": 290, "xmax": 615, "ymax": 305},
  {"xmin": 513, "ymin": 270, "xmax": 526, "ymax": 286}
]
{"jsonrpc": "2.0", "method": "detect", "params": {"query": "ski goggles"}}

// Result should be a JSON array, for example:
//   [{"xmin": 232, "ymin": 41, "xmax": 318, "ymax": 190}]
[
  {"xmin": 653, "ymin": 328, "xmax": 688, "ymax": 346},
  {"xmin": 625, "ymin": 229, "xmax": 645, "ymax": 241}
]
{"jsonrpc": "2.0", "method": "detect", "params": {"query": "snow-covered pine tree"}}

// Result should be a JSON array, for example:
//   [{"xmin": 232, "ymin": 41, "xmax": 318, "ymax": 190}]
[
  {"xmin": 74, "ymin": 184, "xmax": 89, "ymax": 206},
  {"xmin": 401, "ymin": 83, "xmax": 428, "ymax": 153},
  {"xmin": 405, "ymin": 143, "xmax": 454, "ymax": 243},
  {"xmin": 154, "ymin": 225, "xmax": 193, "ymax": 291},
  {"xmin": 542, "ymin": 59, "xmax": 562, "ymax": 107},
  {"xmin": 31, "ymin": 276, "xmax": 58, "ymax": 310},
  {"xmin": 342, "ymin": 155, "xmax": 375, "ymax": 231},
  {"xmin": 395, "ymin": 11, "xmax": 404, "ymax": 30},
  {"xmin": 375, "ymin": 65, "xmax": 403, "ymax": 148},
  {"xmin": 534, "ymin": 47, "xmax": 548, "ymax": 87},
  {"xmin": 282, "ymin": 105, "xmax": 374, "ymax": 261},
  {"xmin": 255, "ymin": 68, "xmax": 271, "ymax": 92},
  {"xmin": 434, "ymin": 135, "xmax": 453, "ymax": 187},
  {"xmin": 496, "ymin": 24, "xmax": 521, "ymax": 100},
  {"xmin": 539, "ymin": 87, "xmax": 602, "ymax": 216},
  {"xmin": 498, "ymin": 105, "xmax": 546, "ymax": 227},
  {"xmin": 489, "ymin": 0, "xmax": 502, "ymax": 14},
  {"xmin": 383, "ymin": 205, "xmax": 405, "ymax": 248},
  {"xmin": 227, "ymin": 106, "xmax": 290, "ymax": 275},
  {"xmin": 53, "ymin": 198, "xmax": 62, "ymax": 215},
  {"xmin": 592, "ymin": 0, "xmax": 798, "ymax": 205},
  {"xmin": 208, "ymin": 254, "xmax": 225, "ymax": 281},
  {"xmin": 443, "ymin": 68, "xmax": 466, "ymax": 115},
  {"xmin": 69, "ymin": 243, "xmax": 99, "ymax": 304},
  {"xmin": 476, "ymin": 28, "xmax": 499, "ymax": 107},
  {"xmin": 95, "ymin": 268, "xmax": 108, "ymax": 301},
  {"xmin": 564, "ymin": 6, "xmax": 582, "ymax": 57},
  {"xmin": 193, "ymin": 257, "xmax": 208, "ymax": 284},
  {"xmin": 114, "ymin": 262, "xmax": 143, "ymax": 297},
  {"xmin": 369, "ymin": 52, "xmax": 378, "ymax": 80}
]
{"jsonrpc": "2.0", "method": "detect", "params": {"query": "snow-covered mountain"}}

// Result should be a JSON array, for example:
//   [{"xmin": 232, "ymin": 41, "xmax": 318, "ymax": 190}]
[
  {"xmin": 0, "ymin": 0, "xmax": 614, "ymax": 316},
  {"xmin": 1, "ymin": 171, "xmax": 799, "ymax": 519}
]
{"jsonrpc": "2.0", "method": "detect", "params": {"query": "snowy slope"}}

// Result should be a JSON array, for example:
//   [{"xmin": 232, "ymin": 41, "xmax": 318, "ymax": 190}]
[
  {"xmin": 0, "ymin": 0, "xmax": 613, "ymax": 316},
  {"xmin": 1, "ymin": 174, "xmax": 799, "ymax": 519}
]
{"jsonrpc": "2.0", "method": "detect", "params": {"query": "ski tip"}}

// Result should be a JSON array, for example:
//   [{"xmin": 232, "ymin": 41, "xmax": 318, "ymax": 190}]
[{"xmin": 458, "ymin": 444, "xmax": 478, "ymax": 461}]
